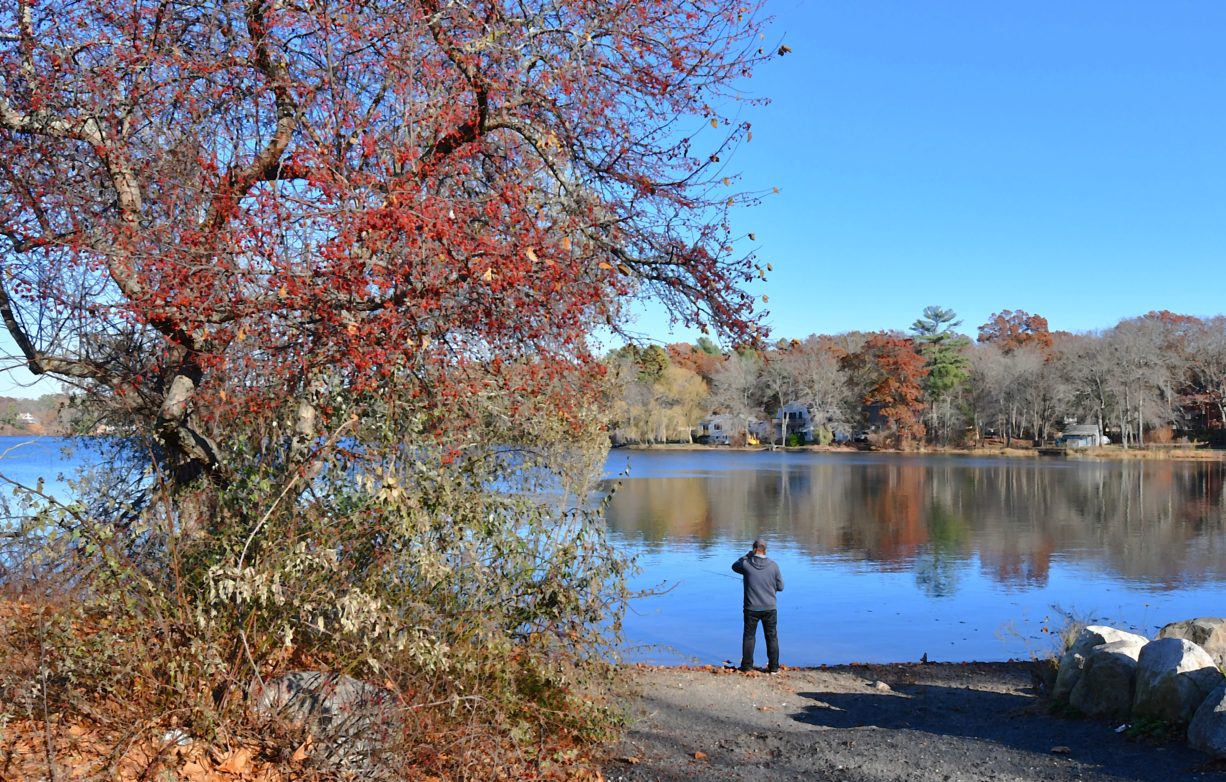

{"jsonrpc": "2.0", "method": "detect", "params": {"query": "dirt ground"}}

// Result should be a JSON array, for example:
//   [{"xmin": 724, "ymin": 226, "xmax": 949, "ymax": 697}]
[{"xmin": 602, "ymin": 662, "xmax": 1222, "ymax": 782}]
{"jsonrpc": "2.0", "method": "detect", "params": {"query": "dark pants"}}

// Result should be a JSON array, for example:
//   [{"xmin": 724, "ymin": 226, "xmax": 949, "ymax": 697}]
[{"xmin": 740, "ymin": 608, "xmax": 779, "ymax": 671}]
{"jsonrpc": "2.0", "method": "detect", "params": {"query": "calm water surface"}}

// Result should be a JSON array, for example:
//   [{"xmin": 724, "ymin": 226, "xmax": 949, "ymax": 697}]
[
  {"xmin": 4, "ymin": 438, "xmax": 1223, "ymax": 666},
  {"xmin": 602, "ymin": 449, "xmax": 1226, "ymax": 666}
]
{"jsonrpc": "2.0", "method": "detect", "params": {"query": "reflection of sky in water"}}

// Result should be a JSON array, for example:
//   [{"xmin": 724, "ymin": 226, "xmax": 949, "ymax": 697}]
[{"xmin": 604, "ymin": 450, "xmax": 1226, "ymax": 665}]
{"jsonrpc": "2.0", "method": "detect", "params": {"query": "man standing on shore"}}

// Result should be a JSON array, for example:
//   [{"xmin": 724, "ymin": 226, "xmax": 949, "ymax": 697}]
[{"xmin": 732, "ymin": 538, "xmax": 784, "ymax": 673}]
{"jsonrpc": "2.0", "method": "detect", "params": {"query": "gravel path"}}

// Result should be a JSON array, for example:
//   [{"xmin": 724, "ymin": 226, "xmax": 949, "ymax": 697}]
[{"xmin": 603, "ymin": 662, "xmax": 1221, "ymax": 782}]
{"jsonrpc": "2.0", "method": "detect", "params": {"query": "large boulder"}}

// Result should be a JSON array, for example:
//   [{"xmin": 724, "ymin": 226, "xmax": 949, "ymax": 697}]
[
  {"xmin": 1053, "ymin": 626, "xmax": 1149, "ymax": 703},
  {"xmin": 1158, "ymin": 618, "xmax": 1226, "ymax": 670},
  {"xmin": 1189, "ymin": 682, "xmax": 1226, "ymax": 757},
  {"xmin": 1068, "ymin": 639, "xmax": 1145, "ymax": 720},
  {"xmin": 1133, "ymin": 638, "xmax": 1225, "ymax": 724}
]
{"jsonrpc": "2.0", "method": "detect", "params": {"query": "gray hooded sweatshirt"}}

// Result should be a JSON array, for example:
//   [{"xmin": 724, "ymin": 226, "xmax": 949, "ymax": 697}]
[{"xmin": 732, "ymin": 553, "xmax": 784, "ymax": 611}]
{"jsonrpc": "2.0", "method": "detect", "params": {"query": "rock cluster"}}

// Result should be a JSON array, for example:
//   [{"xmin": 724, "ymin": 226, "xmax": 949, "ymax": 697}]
[{"xmin": 1052, "ymin": 619, "xmax": 1226, "ymax": 758}]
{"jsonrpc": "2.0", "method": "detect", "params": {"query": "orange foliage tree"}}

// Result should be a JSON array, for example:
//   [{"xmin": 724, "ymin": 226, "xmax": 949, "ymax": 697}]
[
  {"xmin": 977, "ymin": 309, "xmax": 1054, "ymax": 353},
  {"xmin": 846, "ymin": 333, "xmax": 929, "ymax": 446}
]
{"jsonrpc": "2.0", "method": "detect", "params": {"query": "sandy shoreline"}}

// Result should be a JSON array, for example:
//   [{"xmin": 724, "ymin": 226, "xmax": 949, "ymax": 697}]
[{"xmin": 603, "ymin": 662, "xmax": 1220, "ymax": 781}]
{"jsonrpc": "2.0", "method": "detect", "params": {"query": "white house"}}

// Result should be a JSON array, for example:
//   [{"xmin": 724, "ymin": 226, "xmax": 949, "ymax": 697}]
[
  {"xmin": 1056, "ymin": 423, "xmax": 1108, "ymax": 448},
  {"xmin": 698, "ymin": 414, "xmax": 765, "ymax": 446},
  {"xmin": 773, "ymin": 402, "xmax": 813, "ymax": 444}
]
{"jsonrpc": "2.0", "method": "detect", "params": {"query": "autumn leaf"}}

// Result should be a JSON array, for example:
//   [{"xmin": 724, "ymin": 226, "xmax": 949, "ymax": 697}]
[
  {"xmin": 217, "ymin": 747, "xmax": 252, "ymax": 774},
  {"xmin": 524, "ymin": 247, "xmax": 538, "ymax": 262},
  {"xmin": 481, "ymin": 268, "xmax": 493, "ymax": 282},
  {"xmin": 290, "ymin": 739, "xmax": 312, "ymax": 764}
]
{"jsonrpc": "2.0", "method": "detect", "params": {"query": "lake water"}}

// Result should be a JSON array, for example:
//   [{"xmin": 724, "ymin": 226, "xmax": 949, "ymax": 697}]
[
  {"xmin": 4, "ymin": 438, "xmax": 1223, "ymax": 667},
  {"xmin": 602, "ymin": 449, "xmax": 1226, "ymax": 666}
]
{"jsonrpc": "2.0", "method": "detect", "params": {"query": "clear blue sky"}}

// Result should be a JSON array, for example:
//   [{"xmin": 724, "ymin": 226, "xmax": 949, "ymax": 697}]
[
  {"xmin": 626, "ymin": 0, "xmax": 1226, "ymax": 346},
  {"xmin": 5, "ymin": 1, "xmax": 1226, "ymax": 395}
]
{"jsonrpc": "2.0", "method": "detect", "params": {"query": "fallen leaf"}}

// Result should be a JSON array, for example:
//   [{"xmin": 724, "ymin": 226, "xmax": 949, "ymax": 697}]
[
  {"xmin": 619, "ymin": 756, "xmax": 641, "ymax": 765},
  {"xmin": 217, "ymin": 747, "xmax": 252, "ymax": 774},
  {"xmin": 693, "ymin": 751, "xmax": 708, "ymax": 760},
  {"xmin": 290, "ymin": 739, "xmax": 312, "ymax": 764}
]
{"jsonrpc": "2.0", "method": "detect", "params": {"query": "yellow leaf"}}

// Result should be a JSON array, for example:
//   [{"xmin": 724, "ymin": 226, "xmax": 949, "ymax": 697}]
[
  {"xmin": 525, "ymin": 247, "xmax": 538, "ymax": 262},
  {"xmin": 482, "ymin": 268, "xmax": 493, "ymax": 281},
  {"xmin": 617, "ymin": 263, "xmax": 632, "ymax": 276},
  {"xmin": 598, "ymin": 261, "xmax": 613, "ymax": 270},
  {"xmin": 747, "ymin": 131, "xmax": 753, "ymax": 142},
  {"xmin": 723, "ymin": 177, "xmax": 731, "ymax": 186},
  {"xmin": 560, "ymin": 236, "xmax": 572, "ymax": 252},
  {"xmin": 710, "ymin": 118, "xmax": 718, "ymax": 128}
]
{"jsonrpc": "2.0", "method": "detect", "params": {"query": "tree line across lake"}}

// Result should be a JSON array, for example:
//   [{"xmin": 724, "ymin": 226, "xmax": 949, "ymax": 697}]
[{"xmin": 607, "ymin": 307, "xmax": 1226, "ymax": 449}]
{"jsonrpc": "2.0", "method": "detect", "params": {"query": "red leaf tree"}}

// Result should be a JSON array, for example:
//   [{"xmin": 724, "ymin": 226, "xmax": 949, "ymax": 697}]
[
  {"xmin": 977, "ymin": 309, "xmax": 1053, "ymax": 353},
  {"xmin": 845, "ymin": 333, "xmax": 929, "ymax": 446},
  {"xmin": 0, "ymin": 0, "xmax": 769, "ymax": 485}
]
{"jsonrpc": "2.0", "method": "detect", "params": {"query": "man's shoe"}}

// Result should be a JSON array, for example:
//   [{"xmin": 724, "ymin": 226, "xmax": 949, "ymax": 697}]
[
  {"xmin": 738, "ymin": 667, "xmax": 752, "ymax": 673},
  {"xmin": 767, "ymin": 667, "xmax": 780, "ymax": 675}
]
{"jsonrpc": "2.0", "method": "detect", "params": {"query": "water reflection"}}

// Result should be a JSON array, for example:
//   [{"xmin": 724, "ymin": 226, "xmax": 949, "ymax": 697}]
[{"xmin": 603, "ymin": 452, "xmax": 1226, "ymax": 664}]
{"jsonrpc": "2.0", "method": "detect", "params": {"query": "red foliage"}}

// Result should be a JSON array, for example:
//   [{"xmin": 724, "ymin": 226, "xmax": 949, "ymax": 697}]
[
  {"xmin": 854, "ymin": 333, "xmax": 928, "ymax": 445},
  {"xmin": 666, "ymin": 342, "xmax": 722, "ymax": 382},
  {"xmin": 977, "ymin": 310, "xmax": 1053, "ymax": 352},
  {"xmin": 0, "ymin": 0, "xmax": 770, "ymax": 476}
]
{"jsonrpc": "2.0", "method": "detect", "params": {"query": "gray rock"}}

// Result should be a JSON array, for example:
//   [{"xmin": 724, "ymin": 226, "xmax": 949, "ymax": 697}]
[
  {"xmin": 1158, "ymin": 618, "xmax": 1226, "ymax": 670},
  {"xmin": 1052, "ymin": 626, "xmax": 1149, "ymax": 703},
  {"xmin": 1068, "ymin": 639, "xmax": 1144, "ymax": 720},
  {"xmin": 1133, "ymin": 638, "xmax": 1224, "ymax": 724},
  {"xmin": 1189, "ymin": 681, "xmax": 1226, "ymax": 757},
  {"xmin": 253, "ymin": 671, "xmax": 400, "ymax": 770}
]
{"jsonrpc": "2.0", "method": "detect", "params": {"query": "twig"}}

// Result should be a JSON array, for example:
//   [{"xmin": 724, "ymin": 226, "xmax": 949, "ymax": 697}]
[
  {"xmin": 234, "ymin": 415, "xmax": 357, "ymax": 689},
  {"xmin": 36, "ymin": 611, "xmax": 58, "ymax": 782}
]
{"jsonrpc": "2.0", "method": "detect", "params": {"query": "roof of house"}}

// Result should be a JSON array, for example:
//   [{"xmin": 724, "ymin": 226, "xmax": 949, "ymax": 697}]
[{"xmin": 1062, "ymin": 424, "xmax": 1101, "ymax": 437}]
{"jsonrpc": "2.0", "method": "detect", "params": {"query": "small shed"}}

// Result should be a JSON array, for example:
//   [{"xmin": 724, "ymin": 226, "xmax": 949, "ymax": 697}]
[{"xmin": 1056, "ymin": 423, "xmax": 1106, "ymax": 448}]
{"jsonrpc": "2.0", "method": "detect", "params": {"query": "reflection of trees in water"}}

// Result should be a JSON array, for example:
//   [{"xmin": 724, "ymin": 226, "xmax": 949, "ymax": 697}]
[{"xmin": 604, "ymin": 457, "xmax": 1226, "ymax": 589}]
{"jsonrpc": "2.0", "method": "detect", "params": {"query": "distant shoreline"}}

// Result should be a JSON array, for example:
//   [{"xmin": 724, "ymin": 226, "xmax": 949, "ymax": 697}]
[{"xmin": 616, "ymin": 442, "xmax": 1226, "ymax": 462}]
